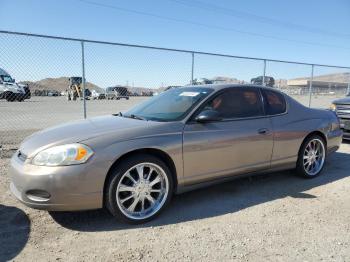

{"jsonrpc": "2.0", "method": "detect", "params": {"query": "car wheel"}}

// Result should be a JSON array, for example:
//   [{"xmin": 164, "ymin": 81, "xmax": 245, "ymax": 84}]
[
  {"xmin": 17, "ymin": 96, "xmax": 24, "ymax": 102},
  {"xmin": 105, "ymin": 154, "xmax": 174, "ymax": 224},
  {"xmin": 296, "ymin": 135, "xmax": 326, "ymax": 178},
  {"xmin": 5, "ymin": 92, "xmax": 16, "ymax": 102}
]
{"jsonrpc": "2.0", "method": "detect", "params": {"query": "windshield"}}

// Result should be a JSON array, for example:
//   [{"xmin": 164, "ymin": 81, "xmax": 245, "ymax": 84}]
[
  {"xmin": 124, "ymin": 87, "xmax": 214, "ymax": 121},
  {"xmin": 1, "ymin": 75, "xmax": 14, "ymax": 83}
]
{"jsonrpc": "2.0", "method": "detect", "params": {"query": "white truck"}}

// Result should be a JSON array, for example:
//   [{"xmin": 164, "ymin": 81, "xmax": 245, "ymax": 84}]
[{"xmin": 0, "ymin": 68, "xmax": 26, "ymax": 102}]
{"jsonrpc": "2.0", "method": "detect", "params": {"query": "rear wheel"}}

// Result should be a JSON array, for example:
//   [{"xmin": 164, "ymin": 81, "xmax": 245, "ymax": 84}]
[
  {"xmin": 17, "ymin": 95, "xmax": 24, "ymax": 102},
  {"xmin": 105, "ymin": 154, "xmax": 174, "ymax": 224},
  {"xmin": 296, "ymin": 135, "xmax": 326, "ymax": 178}
]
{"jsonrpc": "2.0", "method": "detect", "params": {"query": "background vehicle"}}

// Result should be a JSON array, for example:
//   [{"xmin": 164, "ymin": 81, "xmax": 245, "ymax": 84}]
[
  {"xmin": 192, "ymin": 78, "xmax": 214, "ymax": 85},
  {"xmin": 106, "ymin": 86, "xmax": 129, "ymax": 100},
  {"xmin": 163, "ymin": 85, "xmax": 181, "ymax": 92},
  {"xmin": 67, "ymin": 77, "xmax": 82, "ymax": 100},
  {"xmin": 48, "ymin": 90, "xmax": 61, "ymax": 97},
  {"xmin": 0, "ymin": 68, "xmax": 26, "ymax": 102},
  {"xmin": 18, "ymin": 83, "xmax": 31, "ymax": 99},
  {"xmin": 331, "ymin": 96, "xmax": 350, "ymax": 140},
  {"xmin": 91, "ymin": 89, "xmax": 106, "ymax": 100},
  {"xmin": 66, "ymin": 77, "xmax": 91, "ymax": 100},
  {"xmin": 10, "ymin": 85, "xmax": 342, "ymax": 224},
  {"xmin": 251, "ymin": 76, "xmax": 275, "ymax": 87}
]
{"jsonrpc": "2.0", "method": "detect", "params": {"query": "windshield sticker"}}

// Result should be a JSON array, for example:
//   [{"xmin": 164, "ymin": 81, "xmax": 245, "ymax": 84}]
[{"xmin": 179, "ymin": 92, "xmax": 200, "ymax": 97}]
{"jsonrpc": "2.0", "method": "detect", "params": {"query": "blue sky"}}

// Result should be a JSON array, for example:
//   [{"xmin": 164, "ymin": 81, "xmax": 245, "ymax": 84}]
[{"xmin": 1, "ymin": 0, "xmax": 350, "ymax": 88}]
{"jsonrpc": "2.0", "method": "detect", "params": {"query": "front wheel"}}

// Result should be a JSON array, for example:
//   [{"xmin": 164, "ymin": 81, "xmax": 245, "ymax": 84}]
[
  {"xmin": 105, "ymin": 154, "xmax": 174, "ymax": 224},
  {"xmin": 5, "ymin": 92, "xmax": 16, "ymax": 102},
  {"xmin": 296, "ymin": 135, "xmax": 326, "ymax": 178}
]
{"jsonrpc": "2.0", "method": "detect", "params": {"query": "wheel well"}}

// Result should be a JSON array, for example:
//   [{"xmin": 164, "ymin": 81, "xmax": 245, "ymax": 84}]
[
  {"xmin": 3, "ymin": 91, "xmax": 13, "ymax": 97},
  {"xmin": 103, "ymin": 148, "xmax": 178, "ymax": 205},
  {"xmin": 299, "ymin": 131, "xmax": 327, "ymax": 154}
]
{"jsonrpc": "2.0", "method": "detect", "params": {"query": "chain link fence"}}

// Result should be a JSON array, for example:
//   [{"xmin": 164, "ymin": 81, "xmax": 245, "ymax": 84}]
[{"xmin": 1, "ymin": 30, "xmax": 350, "ymax": 153}]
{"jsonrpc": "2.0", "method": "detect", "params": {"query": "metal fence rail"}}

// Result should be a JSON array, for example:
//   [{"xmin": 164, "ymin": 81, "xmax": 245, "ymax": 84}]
[
  {"xmin": 2, "ymin": 30, "xmax": 350, "ymax": 69},
  {"xmin": 0, "ymin": 30, "xmax": 350, "ymax": 150}
]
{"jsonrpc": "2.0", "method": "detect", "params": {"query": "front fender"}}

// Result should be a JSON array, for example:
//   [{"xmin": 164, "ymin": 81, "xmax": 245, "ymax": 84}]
[{"xmin": 85, "ymin": 133, "xmax": 184, "ymax": 193}]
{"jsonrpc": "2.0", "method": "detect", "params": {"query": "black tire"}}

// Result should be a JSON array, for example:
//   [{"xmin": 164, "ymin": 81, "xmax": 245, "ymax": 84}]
[
  {"xmin": 105, "ymin": 154, "xmax": 174, "ymax": 224},
  {"xmin": 296, "ymin": 134, "xmax": 326, "ymax": 178},
  {"xmin": 17, "ymin": 96, "xmax": 24, "ymax": 102},
  {"xmin": 5, "ymin": 92, "xmax": 16, "ymax": 102}
]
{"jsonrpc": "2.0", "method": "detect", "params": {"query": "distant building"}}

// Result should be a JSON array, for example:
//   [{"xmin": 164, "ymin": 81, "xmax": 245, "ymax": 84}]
[{"xmin": 287, "ymin": 79, "xmax": 350, "ymax": 95}]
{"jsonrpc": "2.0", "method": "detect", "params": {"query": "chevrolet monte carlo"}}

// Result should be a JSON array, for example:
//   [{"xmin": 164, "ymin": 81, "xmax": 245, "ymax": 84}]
[{"xmin": 10, "ymin": 85, "xmax": 342, "ymax": 223}]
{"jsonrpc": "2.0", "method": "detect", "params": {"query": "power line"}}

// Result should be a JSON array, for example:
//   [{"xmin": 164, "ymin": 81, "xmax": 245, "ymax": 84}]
[
  {"xmin": 77, "ymin": 0, "xmax": 350, "ymax": 50},
  {"xmin": 169, "ymin": 0, "xmax": 350, "ymax": 39}
]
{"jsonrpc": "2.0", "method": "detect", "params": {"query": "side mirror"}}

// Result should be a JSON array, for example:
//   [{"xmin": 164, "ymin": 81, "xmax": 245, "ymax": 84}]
[
  {"xmin": 12, "ymin": 78, "xmax": 15, "ymax": 83},
  {"xmin": 195, "ymin": 110, "xmax": 222, "ymax": 123}
]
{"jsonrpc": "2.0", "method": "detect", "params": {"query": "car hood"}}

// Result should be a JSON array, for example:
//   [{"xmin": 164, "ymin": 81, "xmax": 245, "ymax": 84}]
[
  {"xmin": 333, "ymin": 97, "xmax": 350, "ymax": 105},
  {"xmin": 19, "ymin": 115, "xmax": 180, "ymax": 158}
]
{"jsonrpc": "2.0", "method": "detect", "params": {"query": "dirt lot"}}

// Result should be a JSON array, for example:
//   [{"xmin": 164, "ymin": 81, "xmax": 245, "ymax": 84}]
[
  {"xmin": 0, "ymin": 96, "xmax": 148, "ymax": 147},
  {"xmin": 1, "ymin": 142, "xmax": 350, "ymax": 261}
]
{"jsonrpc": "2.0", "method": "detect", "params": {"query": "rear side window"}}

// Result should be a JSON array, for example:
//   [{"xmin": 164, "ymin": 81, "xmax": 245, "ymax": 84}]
[
  {"xmin": 262, "ymin": 89, "xmax": 287, "ymax": 115},
  {"xmin": 201, "ymin": 88, "xmax": 264, "ymax": 119}
]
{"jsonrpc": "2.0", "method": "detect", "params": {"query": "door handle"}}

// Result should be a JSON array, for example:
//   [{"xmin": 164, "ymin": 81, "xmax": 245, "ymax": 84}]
[{"xmin": 258, "ymin": 128, "xmax": 269, "ymax": 134}]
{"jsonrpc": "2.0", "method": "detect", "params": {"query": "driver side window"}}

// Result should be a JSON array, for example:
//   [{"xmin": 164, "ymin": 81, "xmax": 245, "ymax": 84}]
[{"xmin": 201, "ymin": 88, "xmax": 264, "ymax": 119}]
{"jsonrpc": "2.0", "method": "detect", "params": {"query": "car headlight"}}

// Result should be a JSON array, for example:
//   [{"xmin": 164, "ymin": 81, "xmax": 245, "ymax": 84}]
[
  {"xmin": 329, "ymin": 103, "xmax": 337, "ymax": 111},
  {"xmin": 32, "ymin": 143, "xmax": 93, "ymax": 166}
]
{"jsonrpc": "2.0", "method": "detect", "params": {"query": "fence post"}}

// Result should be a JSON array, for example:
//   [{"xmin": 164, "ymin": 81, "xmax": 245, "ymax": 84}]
[
  {"xmin": 81, "ymin": 41, "xmax": 87, "ymax": 119},
  {"xmin": 262, "ymin": 59, "xmax": 266, "ymax": 86},
  {"xmin": 308, "ymin": 65, "xmax": 314, "ymax": 107},
  {"xmin": 191, "ymin": 52, "xmax": 195, "ymax": 85},
  {"xmin": 347, "ymin": 82, "xmax": 350, "ymax": 95}
]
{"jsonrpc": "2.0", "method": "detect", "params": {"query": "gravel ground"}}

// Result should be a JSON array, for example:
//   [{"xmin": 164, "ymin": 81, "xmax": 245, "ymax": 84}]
[{"xmin": 1, "ymin": 142, "xmax": 350, "ymax": 262}]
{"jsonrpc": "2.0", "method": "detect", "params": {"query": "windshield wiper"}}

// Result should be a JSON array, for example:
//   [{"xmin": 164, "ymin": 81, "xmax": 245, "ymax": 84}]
[
  {"xmin": 112, "ymin": 112, "xmax": 124, "ymax": 117},
  {"xmin": 121, "ymin": 114, "xmax": 147, "ymax": 121},
  {"xmin": 113, "ymin": 112, "xmax": 147, "ymax": 121},
  {"xmin": 129, "ymin": 114, "xmax": 147, "ymax": 120}
]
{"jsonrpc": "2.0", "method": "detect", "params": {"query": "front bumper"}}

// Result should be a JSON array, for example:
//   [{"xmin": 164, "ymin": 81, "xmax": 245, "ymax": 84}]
[
  {"xmin": 339, "ymin": 118, "xmax": 350, "ymax": 140},
  {"xmin": 9, "ymin": 153, "xmax": 103, "ymax": 211},
  {"xmin": 342, "ymin": 130, "xmax": 350, "ymax": 140}
]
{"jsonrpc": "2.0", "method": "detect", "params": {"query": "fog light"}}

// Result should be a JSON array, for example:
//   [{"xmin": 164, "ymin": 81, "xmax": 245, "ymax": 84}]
[{"xmin": 26, "ymin": 190, "xmax": 51, "ymax": 202}]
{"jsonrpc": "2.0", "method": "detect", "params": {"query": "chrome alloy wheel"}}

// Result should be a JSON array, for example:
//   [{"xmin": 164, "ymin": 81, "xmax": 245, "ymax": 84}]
[
  {"xmin": 303, "ymin": 138, "xmax": 325, "ymax": 176},
  {"xmin": 116, "ymin": 163, "xmax": 169, "ymax": 220}
]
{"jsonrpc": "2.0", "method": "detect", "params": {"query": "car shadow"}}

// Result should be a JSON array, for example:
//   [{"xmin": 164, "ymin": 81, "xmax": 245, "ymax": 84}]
[
  {"xmin": 50, "ymin": 151, "xmax": 350, "ymax": 232},
  {"xmin": 0, "ymin": 204, "xmax": 30, "ymax": 261}
]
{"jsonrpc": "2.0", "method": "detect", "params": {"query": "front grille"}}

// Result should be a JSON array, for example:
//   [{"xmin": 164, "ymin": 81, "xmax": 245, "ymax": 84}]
[
  {"xmin": 17, "ymin": 150, "xmax": 27, "ymax": 162},
  {"xmin": 336, "ymin": 104, "xmax": 350, "ymax": 118}
]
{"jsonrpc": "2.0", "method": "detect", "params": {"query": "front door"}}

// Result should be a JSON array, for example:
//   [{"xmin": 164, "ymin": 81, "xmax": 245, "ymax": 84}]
[{"xmin": 182, "ymin": 87, "xmax": 273, "ymax": 185}]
